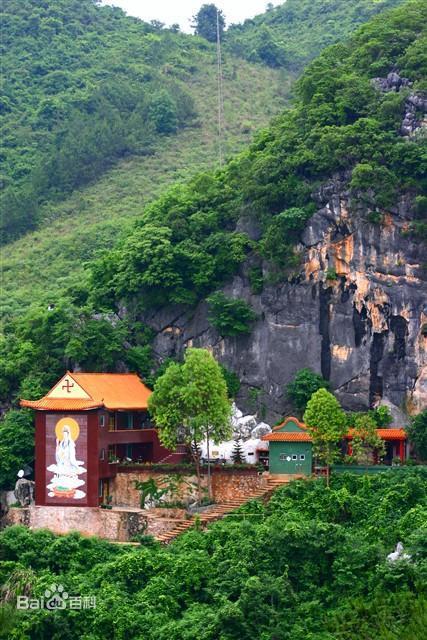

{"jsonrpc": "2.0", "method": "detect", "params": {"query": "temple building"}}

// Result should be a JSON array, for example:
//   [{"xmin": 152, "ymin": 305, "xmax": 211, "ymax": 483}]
[
  {"xmin": 263, "ymin": 417, "xmax": 408, "ymax": 474},
  {"xmin": 20, "ymin": 372, "xmax": 174, "ymax": 507}
]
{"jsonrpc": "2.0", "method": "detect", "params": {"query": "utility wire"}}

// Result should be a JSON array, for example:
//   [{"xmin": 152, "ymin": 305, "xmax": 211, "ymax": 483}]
[{"xmin": 216, "ymin": 9, "xmax": 224, "ymax": 168}]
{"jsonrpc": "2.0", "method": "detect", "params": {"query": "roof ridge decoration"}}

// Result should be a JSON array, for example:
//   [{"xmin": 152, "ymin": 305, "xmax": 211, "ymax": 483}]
[{"xmin": 272, "ymin": 416, "xmax": 307, "ymax": 432}]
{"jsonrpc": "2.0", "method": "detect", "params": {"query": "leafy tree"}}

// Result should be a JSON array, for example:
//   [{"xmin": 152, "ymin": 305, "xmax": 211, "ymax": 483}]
[
  {"xmin": 370, "ymin": 405, "xmax": 393, "ymax": 427},
  {"xmin": 303, "ymin": 388, "xmax": 347, "ymax": 485},
  {"xmin": 147, "ymin": 90, "xmax": 178, "ymax": 134},
  {"xmin": 260, "ymin": 207, "xmax": 310, "ymax": 266},
  {"xmin": 149, "ymin": 348, "xmax": 231, "ymax": 499},
  {"xmin": 192, "ymin": 4, "xmax": 225, "ymax": 42},
  {"xmin": 350, "ymin": 413, "xmax": 386, "ymax": 464},
  {"xmin": 207, "ymin": 293, "xmax": 257, "ymax": 336},
  {"xmin": 0, "ymin": 410, "xmax": 34, "ymax": 489},
  {"xmin": 231, "ymin": 438, "xmax": 245, "ymax": 464},
  {"xmin": 406, "ymin": 410, "xmax": 427, "ymax": 461},
  {"xmin": 286, "ymin": 368, "xmax": 330, "ymax": 415}
]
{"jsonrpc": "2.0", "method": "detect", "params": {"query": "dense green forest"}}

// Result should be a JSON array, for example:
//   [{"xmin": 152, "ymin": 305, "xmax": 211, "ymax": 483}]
[
  {"xmin": 1, "ymin": 470, "xmax": 426, "ymax": 639},
  {"xmin": 1, "ymin": 0, "xmax": 426, "ymax": 487},
  {"xmin": 226, "ymin": 0, "xmax": 407, "ymax": 69}
]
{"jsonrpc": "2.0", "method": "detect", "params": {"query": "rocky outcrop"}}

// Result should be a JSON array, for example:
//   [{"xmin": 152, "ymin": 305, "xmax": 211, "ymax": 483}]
[{"xmin": 142, "ymin": 171, "xmax": 426, "ymax": 424}]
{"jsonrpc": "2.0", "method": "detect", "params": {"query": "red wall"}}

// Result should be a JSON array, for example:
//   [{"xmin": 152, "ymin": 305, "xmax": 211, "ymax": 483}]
[
  {"xmin": 34, "ymin": 410, "xmax": 172, "ymax": 507},
  {"xmin": 35, "ymin": 411, "xmax": 99, "ymax": 507}
]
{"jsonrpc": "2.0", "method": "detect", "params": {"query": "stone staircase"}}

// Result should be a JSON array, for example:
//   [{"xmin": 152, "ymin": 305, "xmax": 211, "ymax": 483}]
[{"xmin": 155, "ymin": 475, "xmax": 291, "ymax": 545}]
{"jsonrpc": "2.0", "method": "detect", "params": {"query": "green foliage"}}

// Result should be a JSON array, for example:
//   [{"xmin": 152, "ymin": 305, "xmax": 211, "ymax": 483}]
[
  {"xmin": 149, "ymin": 348, "xmax": 231, "ymax": 450},
  {"xmin": 149, "ymin": 348, "xmax": 232, "ymax": 499},
  {"xmin": 247, "ymin": 266, "xmax": 264, "ymax": 294},
  {"xmin": 406, "ymin": 410, "xmax": 427, "ymax": 460},
  {"xmin": 370, "ymin": 405, "xmax": 393, "ymax": 427},
  {"xmin": 259, "ymin": 207, "xmax": 310, "ymax": 267},
  {"xmin": 0, "ymin": 0, "xmax": 204, "ymax": 243},
  {"xmin": 192, "ymin": 4, "xmax": 225, "ymax": 42},
  {"xmin": 286, "ymin": 368, "xmax": 330, "ymax": 414},
  {"xmin": 1, "ymin": 469, "xmax": 426, "ymax": 639},
  {"xmin": 0, "ymin": 410, "xmax": 34, "ymax": 489},
  {"xmin": 231, "ymin": 438, "xmax": 245, "ymax": 464},
  {"xmin": 325, "ymin": 267, "xmax": 338, "ymax": 280},
  {"xmin": 226, "ymin": 0, "xmax": 407, "ymax": 70},
  {"xmin": 91, "ymin": 0, "xmax": 426, "ymax": 314},
  {"xmin": 350, "ymin": 162, "xmax": 398, "ymax": 208},
  {"xmin": 351, "ymin": 413, "xmax": 386, "ymax": 464},
  {"xmin": 219, "ymin": 365, "xmax": 241, "ymax": 398},
  {"xmin": 207, "ymin": 293, "xmax": 257, "ymax": 336},
  {"xmin": 304, "ymin": 389, "xmax": 347, "ymax": 483}
]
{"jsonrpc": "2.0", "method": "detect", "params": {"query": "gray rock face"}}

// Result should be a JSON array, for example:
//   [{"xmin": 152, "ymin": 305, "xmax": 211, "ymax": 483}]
[
  {"xmin": 14, "ymin": 478, "xmax": 34, "ymax": 506},
  {"xmin": 142, "ymin": 181, "xmax": 426, "ymax": 424}
]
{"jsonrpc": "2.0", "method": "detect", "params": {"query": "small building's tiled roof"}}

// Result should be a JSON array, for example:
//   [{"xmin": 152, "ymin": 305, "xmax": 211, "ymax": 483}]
[
  {"xmin": 345, "ymin": 428, "xmax": 406, "ymax": 441},
  {"xmin": 263, "ymin": 421, "xmax": 407, "ymax": 443},
  {"xmin": 20, "ymin": 372, "xmax": 152, "ymax": 411}
]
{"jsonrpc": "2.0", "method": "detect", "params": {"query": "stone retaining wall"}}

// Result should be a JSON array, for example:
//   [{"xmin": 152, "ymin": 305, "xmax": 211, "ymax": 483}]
[
  {"xmin": 111, "ymin": 468, "xmax": 265, "ymax": 507},
  {"xmin": 1, "ymin": 505, "xmax": 188, "ymax": 542}
]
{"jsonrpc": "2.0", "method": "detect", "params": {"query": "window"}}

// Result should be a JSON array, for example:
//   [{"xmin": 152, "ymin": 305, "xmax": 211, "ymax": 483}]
[
  {"xmin": 127, "ymin": 413, "xmax": 134, "ymax": 429},
  {"xmin": 300, "ymin": 454, "xmax": 305, "ymax": 461},
  {"xmin": 98, "ymin": 480, "xmax": 103, "ymax": 498},
  {"xmin": 292, "ymin": 454, "xmax": 298, "ymax": 460},
  {"xmin": 279, "ymin": 453, "xmax": 287, "ymax": 461},
  {"xmin": 99, "ymin": 415, "xmax": 105, "ymax": 428},
  {"xmin": 100, "ymin": 448, "xmax": 105, "ymax": 461}
]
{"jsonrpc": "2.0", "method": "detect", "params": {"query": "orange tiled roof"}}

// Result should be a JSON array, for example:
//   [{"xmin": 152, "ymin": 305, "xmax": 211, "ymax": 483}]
[
  {"xmin": 346, "ymin": 428, "xmax": 406, "ymax": 440},
  {"xmin": 20, "ymin": 372, "xmax": 152, "ymax": 411},
  {"xmin": 20, "ymin": 398, "xmax": 101, "ymax": 411},
  {"xmin": 262, "ymin": 432, "xmax": 312, "ymax": 442}
]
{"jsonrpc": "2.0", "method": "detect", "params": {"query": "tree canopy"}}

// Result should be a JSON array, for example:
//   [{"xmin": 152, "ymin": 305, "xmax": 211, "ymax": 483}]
[
  {"xmin": 1, "ymin": 468, "xmax": 426, "ymax": 639},
  {"xmin": 192, "ymin": 4, "xmax": 225, "ymax": 42},
  {"xmin": 303, "ymin": 388, "xmax": 347, "ymax": 484}
]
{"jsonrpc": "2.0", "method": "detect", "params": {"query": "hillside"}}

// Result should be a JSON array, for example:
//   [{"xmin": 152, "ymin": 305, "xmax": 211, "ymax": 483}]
[
  {"xmin": 1, "ymin": 0, "xmax": 425, "ymax": 417},
  {"xmin": 88, "ymin": 0, "xmax": 426, "ymax": 420},
  {"xmin": 1, "ymin": 470, "xmax": 426, "ymax": 639},
  {"xmin": 226, "ymin": 0, "xmax": 407, "ymax": 69}
]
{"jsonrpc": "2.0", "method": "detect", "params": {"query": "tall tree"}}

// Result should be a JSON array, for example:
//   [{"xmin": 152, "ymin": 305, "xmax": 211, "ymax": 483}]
[
  {"xmin": 350, "ymin": 413, "xmax": 386, "ymax": 464},
  {"xmin": 406, "ymin": 410, "xmax": 427, "ymax": 461},
  {"xmin": 192, "ymin": 4, "xmax": 225, "ymax": 42},
  {"xmin": 286, "ymin": 368, "xmax": 330, "ymax": 415},
  {"xmin": 148, "ymin": 348, "xmax": 231, "ymax": 500},
  {"xmin": 303, "ymin": 389, "xmax": 347, "ymax": 486}
]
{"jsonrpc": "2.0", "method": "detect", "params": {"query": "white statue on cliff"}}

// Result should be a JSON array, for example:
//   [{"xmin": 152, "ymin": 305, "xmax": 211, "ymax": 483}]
[{"xmin": 46, "ymin": 418, "xmax": 86, "ymax": 500}]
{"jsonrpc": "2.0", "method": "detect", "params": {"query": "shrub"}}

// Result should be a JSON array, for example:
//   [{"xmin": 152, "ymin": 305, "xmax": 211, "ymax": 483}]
[{"xmin": 207, "ymin": 293, "xmax": 257, "ymax": 336}]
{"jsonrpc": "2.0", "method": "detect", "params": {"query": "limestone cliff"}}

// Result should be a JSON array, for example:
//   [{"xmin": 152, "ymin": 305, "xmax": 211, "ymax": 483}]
[
  {"xmin": 139, "ymin": 71, "xmax": 426, "ymax": 424},
  {"xmin": 142, "ymin": 174, "xmax": 426, "ymax": 424}
]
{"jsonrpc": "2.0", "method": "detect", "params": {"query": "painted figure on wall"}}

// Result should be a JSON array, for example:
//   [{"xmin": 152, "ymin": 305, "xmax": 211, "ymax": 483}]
[{"xmin": 46, "ymin": 417, "xmax": 86, "ymax": 499}]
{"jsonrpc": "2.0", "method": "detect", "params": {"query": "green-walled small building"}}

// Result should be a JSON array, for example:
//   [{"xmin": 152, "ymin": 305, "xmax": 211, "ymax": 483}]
[{"xmin": 262, "ymin": 417, "xmax": 313, "ymax": 475}]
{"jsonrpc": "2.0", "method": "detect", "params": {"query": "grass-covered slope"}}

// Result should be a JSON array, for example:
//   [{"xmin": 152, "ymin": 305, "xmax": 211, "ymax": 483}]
[
  {"xmin": 0, "ymin": 57, "xmax": 286, "ymax": 316},
  {"xmin": 0, "ymin": 0, "xmax": 288, "ymax": 244},
  {"xmin": 1, "ymin": 469, "xmax": 426, "ymax": 639},
  {"xmin": 226, "ymin": 0, "xmax": 408, "ymax": 69}
]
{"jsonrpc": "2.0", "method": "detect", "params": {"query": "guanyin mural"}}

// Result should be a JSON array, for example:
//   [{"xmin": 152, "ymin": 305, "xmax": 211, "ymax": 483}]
[{"xmin": 46, "ymin": 417, "xmax": 87, "ymax": 500}]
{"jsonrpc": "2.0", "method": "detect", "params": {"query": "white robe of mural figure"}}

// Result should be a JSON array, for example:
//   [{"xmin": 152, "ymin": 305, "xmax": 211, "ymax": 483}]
[{"xmin": 47, "ymin": 418, "xmax": 86, "ymax": 499}]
